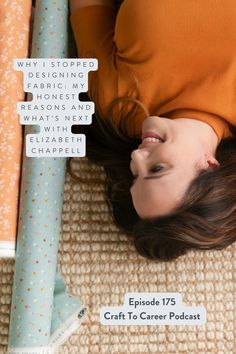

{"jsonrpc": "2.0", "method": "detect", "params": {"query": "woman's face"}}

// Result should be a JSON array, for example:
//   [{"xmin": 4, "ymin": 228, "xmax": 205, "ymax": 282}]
[{"xmin": 130, "ymin": 116, "xmax": 219, "ymax": 218}]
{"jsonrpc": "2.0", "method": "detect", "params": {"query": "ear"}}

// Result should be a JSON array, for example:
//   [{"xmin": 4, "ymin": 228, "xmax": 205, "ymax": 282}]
[{"xmin": 206, "ymin": 156, "xmax": 220, "ymax": 169}]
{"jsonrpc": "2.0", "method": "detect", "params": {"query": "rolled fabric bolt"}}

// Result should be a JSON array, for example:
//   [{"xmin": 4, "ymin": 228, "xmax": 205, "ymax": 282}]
[
  {"xmin": 7, "ymin": 1, "xmax": 87, "ymax": 353},
  {"xmin": 0, "ymin": 0, "xmax": 31, "ymax": 258}
]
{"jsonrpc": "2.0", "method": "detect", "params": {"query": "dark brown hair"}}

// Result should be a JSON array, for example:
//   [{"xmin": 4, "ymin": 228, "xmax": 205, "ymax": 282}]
[{"xmin": 68, "ymin": 98, "xmax": 236, "ymax": 262}]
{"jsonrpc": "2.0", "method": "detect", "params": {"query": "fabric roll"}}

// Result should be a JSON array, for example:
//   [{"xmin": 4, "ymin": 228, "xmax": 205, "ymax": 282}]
[
  {"xmin": 7, "ymin": 1, "xmax": 87, "ymax": 353},
  {"xmin": 0, "ymin": 0, "xmax": 31, "ymax": 258}
]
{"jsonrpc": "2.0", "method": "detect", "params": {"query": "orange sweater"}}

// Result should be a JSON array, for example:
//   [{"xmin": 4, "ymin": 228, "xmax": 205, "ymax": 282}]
[{"xmin": 70, "ymin": 1, "xmax": 236, "ymax": 140}]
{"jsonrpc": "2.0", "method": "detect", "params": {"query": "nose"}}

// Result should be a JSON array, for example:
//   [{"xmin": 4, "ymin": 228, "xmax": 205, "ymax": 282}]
[{"xmin": 131, "ymin": 148, "xmax": 150, "ymax": 176}]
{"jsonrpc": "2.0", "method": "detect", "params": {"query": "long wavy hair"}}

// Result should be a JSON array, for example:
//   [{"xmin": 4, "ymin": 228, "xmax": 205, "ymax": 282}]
[{"xmin": 68, "ymin": 95, "xmax": 236, "ymax": 262}]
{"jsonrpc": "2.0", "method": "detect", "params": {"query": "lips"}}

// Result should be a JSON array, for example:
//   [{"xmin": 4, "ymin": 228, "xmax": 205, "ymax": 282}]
[
  {"xmin": 139, "ymin": 131, "xmax": 163, "ymax": 148},
  {"xmin": 141, "ymin": 131, "xmax": 163, "ymax": 140}
]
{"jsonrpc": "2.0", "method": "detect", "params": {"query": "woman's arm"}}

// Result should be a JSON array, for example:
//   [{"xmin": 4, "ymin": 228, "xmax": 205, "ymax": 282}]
[{"xmin": 70, "ymin": 0, "xmax": 115, "ymax": 13}]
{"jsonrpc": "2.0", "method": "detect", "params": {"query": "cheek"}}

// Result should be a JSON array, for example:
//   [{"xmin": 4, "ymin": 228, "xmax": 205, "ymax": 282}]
[
  {"xmin": 159, "ymin": 142, "xmax": 193, "ymax": 165},
  {"xmin": 153, "ymin": 146, "xmax": 177, "ymax": 164}
]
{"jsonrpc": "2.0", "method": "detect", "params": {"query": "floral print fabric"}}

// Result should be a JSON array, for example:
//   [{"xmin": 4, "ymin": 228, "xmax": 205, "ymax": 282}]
[{"xmin": 0, "ymin": 0, "xmax": 31, "ymax": 252}]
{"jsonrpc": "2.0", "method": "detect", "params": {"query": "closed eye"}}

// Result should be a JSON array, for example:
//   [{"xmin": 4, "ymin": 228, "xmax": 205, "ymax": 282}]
[
  {"xmin": 132, "ymin": 165, "xmax": 164, "ymax": 184},
  {"xmin": 149, "ymin": 165, "xmax": 164, "ymax": 173}
]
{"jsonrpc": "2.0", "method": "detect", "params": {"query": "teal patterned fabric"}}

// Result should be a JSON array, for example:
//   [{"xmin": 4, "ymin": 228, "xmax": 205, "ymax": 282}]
[{"xmin": 7, "ymin": 1, "xmax": 87, "ymax": 353}]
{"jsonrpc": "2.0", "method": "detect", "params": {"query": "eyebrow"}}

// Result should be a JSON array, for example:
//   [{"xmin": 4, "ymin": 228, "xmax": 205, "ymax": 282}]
[
  {"xmin": 143, "ymin": 172, "xmax": 171, "ymax": 180},
  {"xmin": 131, "ymin": 172, "xmax": 171, "ymax": 188}
]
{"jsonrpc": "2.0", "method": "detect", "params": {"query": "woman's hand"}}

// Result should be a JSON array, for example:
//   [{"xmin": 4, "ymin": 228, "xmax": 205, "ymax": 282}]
[{"xmin": 69, "ymin": 0, "xmax": 115, "ymax": 14}]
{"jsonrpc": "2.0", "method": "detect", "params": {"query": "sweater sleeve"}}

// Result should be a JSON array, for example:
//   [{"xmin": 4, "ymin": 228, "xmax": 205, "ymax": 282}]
[{"xmin": 70, "ymin": 6, "xmax": 119, "ymax": 117}]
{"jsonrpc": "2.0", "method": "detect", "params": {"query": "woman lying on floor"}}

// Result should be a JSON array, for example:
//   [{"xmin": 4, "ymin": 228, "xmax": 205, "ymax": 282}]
[{"xmin": 68, "ymin": 0, "xmax": 236, "ymax": 261}]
